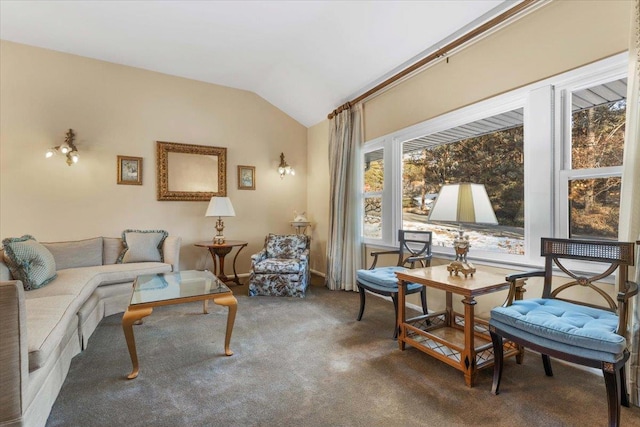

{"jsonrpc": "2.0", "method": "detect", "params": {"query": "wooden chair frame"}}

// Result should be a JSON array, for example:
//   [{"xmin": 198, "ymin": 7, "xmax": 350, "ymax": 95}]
[
  {"xmin": 490, "ymin": 238, "xmax": 638, "ymax": 427},
  {"xmin": 357, "ymin": 230, "xmax": 432, "ymax": 339}
]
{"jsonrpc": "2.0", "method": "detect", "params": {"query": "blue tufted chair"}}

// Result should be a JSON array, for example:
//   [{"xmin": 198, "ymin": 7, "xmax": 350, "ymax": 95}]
[
  {"xmin": 356, "ymin": 230, "xmax": 432, "ymax": 339},
  {"xmin": 248, "ymin": 234, "xmax": 310, "ymax": 298},
  {"xmin": 490, "ymin": 238, "xmax": 637, "ymax": 427}
]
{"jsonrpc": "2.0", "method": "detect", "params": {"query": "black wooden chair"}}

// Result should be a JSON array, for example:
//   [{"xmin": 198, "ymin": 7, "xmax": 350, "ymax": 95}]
[
  {"xmin": 490, "ymin": 238, "xmax": 637, "ymax": 427},
  {"xmin": 356, "ymin": 230, "xmax": 432, "ymax": 339}
]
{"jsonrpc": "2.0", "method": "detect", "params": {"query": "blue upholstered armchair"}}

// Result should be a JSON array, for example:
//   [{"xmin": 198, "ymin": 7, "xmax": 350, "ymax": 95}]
[{"xmin": 248, "ymin": 234, "xmax": 310, "ymax": 297}]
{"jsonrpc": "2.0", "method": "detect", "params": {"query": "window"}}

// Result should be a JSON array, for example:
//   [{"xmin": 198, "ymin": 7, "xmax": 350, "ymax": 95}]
[
  {"xmin": 401, "ymin": 109, "xmax": 524, "ymax": 255},
  {"xmin": 557, "ymin": 77, "xmax": 627, "ymax": 241},
  {"xmin": 362, "ymin": 54, "xmax": 627, "ymax": 267},
  {"xmin": 363, "ymin": 148, "xmax": 384, "ymax": 239}
]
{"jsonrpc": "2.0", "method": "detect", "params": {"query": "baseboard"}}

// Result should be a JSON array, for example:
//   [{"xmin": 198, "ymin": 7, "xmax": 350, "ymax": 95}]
[{"xmin": 310, "ymin": 269, "xmax": 325, "ymax": 278}]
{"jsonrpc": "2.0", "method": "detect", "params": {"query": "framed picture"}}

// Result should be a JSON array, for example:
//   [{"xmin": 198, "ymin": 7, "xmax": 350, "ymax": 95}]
[
  {"xmin": 117, "ymin": 155, "xmax": 143, "ymax": 185},
  {"xmin": 238, "ymin": 165, "xmax": 255, "ymax": 190}
]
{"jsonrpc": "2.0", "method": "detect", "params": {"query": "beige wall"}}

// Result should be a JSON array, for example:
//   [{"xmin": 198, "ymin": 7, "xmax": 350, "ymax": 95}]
[
  {"xmin": 307, "ymin": 0, "xmax": 632, "ymax": 275},
  {"xmin": 365, "ymin": 0, "xmax": 632, "ymax": 140},
  {"xmin": 0, "ymin": 41, "xmax": 308, "ymax": 273},
  {"xmin": 306, "ymin": 119, "xmax": 330, "ymax": 274}
]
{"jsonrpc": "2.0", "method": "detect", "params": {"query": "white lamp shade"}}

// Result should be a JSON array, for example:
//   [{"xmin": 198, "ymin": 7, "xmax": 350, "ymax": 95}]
[
  {"xmin": 205, "ymin": 197, "xmax": 236, "ymax": 217},
  {"xmin": 428, "ymin": 183, "xmax": 498, "ymax": 224}
]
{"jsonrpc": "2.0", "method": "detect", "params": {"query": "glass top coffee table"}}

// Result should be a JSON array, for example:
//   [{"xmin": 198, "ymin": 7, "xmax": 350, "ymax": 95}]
[{"xmin": 122, "ymin": 270, "xmax": 237, "ymax": 379}]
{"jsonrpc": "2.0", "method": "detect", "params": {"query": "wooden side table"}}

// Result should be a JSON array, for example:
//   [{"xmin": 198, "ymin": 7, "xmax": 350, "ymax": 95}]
[
  {"xmin": 396, "ymin": 265, "xmax": 524, "ymax": 387},
  {"xmin": 195, "ymin": 240, "xmax": 248, "ymax": 285}
]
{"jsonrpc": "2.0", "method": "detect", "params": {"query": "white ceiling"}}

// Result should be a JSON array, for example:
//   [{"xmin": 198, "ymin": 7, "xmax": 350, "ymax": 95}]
[{"xmin": 0, "ymin": 0, "xmax": 517, "ymax": 127}]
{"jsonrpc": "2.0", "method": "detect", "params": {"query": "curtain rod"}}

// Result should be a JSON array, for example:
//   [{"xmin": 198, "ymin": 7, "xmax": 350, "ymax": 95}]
[{"xmin": 327, "ymin": 0, "xmax": 540, "ymax": 120}]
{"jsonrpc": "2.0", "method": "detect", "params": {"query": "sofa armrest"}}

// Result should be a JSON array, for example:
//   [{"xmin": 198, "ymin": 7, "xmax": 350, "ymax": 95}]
[
  {"xmin": 0, "ymin": 280, "xmax": 28, "ymax": 425},
  {"xmin": 163, "ymin": 236, "xmax": 182, "ymax": 272}
]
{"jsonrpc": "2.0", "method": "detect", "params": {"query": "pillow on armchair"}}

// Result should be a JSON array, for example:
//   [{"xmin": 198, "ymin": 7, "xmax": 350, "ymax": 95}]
[{"xmin": 265, "ymin": 234, "xmax": 308, "ymax": 259}]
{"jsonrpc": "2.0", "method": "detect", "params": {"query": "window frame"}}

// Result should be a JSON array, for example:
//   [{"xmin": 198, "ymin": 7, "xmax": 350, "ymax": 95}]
[
  {"xmin": 554, "ymin": 66, "xmax": 627, "ymax": 240},
  {"xmin": 362, "ymin": 53, "xmax": 628, "ymax": 269}
]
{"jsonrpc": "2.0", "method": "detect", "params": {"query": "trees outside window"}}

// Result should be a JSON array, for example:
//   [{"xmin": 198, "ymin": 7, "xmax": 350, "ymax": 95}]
[
  {"xmin": 568, "ymin": 98, "xmax": 625, "ymax": 240},
  {"xmin": 401, "ymin": 113, "xmax": 524, "ymax": 255}
]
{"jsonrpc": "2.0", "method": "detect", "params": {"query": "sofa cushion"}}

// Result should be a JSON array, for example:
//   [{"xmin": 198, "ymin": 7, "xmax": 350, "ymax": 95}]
[
  {"xmin": 103, "ymin": 237, "xmax": 125, "ymax": 265},
  {"xmin": 24, "ymin": 295, "xmax": 77, "ymax": 371},
  {"xmin": 2, "ymin": 235, "xmax": 57, "ymax": 291},
  {"xmin": 42, "ymin": 237, "xmax": 103, "ymax": 270},
  {"xmin": 357, "ymin": 266, "xmax": 407, "ymax": 288},
  {"xmin": 24, "ymin": 262, "xmax": 173, "ymax": 300},
  {"xmin": 254, "ymin": 258, "xmax": 303, "ymax": 274},
  {"xmin": 117, "ymin": 230, "xmax": 168, "ymax": 263},
  {"xmin": 265, "ymin": 234, "xmax": 308, "ymax": 259},
  {"xmin": 490, "ymin": 298, "xmax": 625, "ymax": 355}
]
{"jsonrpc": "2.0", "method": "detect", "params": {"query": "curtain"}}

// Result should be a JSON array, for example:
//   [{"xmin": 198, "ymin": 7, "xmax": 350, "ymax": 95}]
[
  {"xmin": 621, "ymin": 0, "xmax": 640, "ymax": 406},
  {"xmin": 326, "ymin": 104, "xmax": 364, "ymax": 291}
]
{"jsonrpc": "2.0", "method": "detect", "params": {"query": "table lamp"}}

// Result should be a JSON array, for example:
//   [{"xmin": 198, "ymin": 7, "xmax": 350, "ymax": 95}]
[
  {"xmin": 428, "ymin": 183, "xmax": 498, "ymax": 277},
  {"xmin": 205, "ymin": 197, "xmax": 236, "ymax": 244}
]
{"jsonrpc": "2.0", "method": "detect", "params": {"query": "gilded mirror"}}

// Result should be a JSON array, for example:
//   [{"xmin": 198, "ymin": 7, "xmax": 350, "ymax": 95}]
[{"xmin": 156, "ymin": 141, "xmax": 227, "ymax": 201}]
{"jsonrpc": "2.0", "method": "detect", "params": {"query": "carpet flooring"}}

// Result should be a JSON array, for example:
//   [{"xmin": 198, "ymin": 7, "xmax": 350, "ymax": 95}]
[{"xmin": 47, "ymin": 282, "xmax": 640, "ymax": 427}]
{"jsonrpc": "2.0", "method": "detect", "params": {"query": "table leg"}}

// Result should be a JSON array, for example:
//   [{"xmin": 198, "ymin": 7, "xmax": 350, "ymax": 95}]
[
  {"xmin": 209, "ymin": 247, "xmax": 233, "ymax": 283},
  {"xmin": 213, "ymin": 294, "xmax": 237, "ymax": 356},
  {"xmin": 230, "ymin": 245, "xmax": 246, "ymax": 286},
  {"xmin": 445, "ymin": 292, "xmax": 453, "ymax": 327},
  {"xmin": 462, "ymin": 295, "xmax": 477, "ymax": 387},
  {"xmin": 398, "ymin": 280, "xmax": 406, "ymax": 350},
  {"xmin": 122, "ymin": 306, "xmax": 153, "ymax": 379}
]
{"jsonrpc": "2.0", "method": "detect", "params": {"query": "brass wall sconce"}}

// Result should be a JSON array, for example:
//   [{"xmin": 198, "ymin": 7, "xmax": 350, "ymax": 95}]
[
  {"xmin": 277, "ymin": 152, "xmax": 295, "ymax": 179},
  {"xmin": 45, "ymin": 129, "xmax": 80, "ymax": 166}
]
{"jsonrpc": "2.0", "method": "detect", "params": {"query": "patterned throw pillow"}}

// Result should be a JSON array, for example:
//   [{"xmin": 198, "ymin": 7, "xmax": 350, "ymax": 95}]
[
  {"xmin": 117, "ymin": 230, "xmax": 168, "ymax": 264},
  {"xmin": 2, "ymin": 235, "xmax": 57, "ymax": 291}
]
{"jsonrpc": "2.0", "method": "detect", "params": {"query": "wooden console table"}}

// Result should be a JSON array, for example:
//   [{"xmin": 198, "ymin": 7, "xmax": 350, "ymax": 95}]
[
  {"xmin": 195, "ymin": 240, "xmax": 247, "ymax": 285},
  {"xmin": 396, "ymin": 265, "xmax": 524, "ymax": 387}
]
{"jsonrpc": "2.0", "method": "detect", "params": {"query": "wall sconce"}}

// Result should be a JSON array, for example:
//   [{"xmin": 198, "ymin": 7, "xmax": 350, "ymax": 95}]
[
  {"xmin": 45, "ymin": 129, "xmax": 80, "ymax": 166},
  {"xmin": 278, "ymin": 152, "xmax": 295, "ymax": 179}
]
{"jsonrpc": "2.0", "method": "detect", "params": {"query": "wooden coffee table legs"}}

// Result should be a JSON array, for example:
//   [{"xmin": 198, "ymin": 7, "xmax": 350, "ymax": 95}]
[
  {"xmin": 214, "ymin": 294, "xmax": 237, "ymax": 356},
  {"xmin": 122, "ymin": 295, "xmax": 238, "ymax": 379},
  {"xmin": 122, "ymin": 306, "xmax": 153, "ymax": 379}
]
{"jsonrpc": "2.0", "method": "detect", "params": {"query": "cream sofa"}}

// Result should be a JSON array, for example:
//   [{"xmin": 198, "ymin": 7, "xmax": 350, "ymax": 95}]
[{"xmin": 0, "ymin": 236, "xmax": 181, "ymax": 427}]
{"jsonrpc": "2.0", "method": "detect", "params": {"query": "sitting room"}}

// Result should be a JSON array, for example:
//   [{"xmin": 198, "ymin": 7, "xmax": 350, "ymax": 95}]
[{"xmin": 1, "ymin": 1, "xmax": 640, "ymax": 426}]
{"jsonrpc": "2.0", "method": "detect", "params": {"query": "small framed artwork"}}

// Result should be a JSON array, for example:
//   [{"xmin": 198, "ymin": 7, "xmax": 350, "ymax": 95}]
[
  {"xmin": 117, "ymin": 155, "xmax": 143, "ymax": 185},
  {"xmin": 238, "ymin": 165, "xmax": 256, "ymax": 190}
]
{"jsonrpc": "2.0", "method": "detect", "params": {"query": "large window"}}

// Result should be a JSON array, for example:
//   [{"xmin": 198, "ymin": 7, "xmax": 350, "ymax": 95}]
[
  {"xmin": 363, "ymin": 54, "xmax": 627, "ymax": 267},
  {"xmin": 562, "ymin": 80, "xmax": 626, "ymax": 240},
  {"xmin": 401, "ymin": 109, "xmax": 524, "ymax": 255}
]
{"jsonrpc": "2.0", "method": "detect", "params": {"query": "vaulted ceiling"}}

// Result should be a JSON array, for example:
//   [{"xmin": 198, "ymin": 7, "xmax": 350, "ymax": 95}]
[{"xmin": 0, "ymin": 1, "xmax": 519, "ymax": 127}]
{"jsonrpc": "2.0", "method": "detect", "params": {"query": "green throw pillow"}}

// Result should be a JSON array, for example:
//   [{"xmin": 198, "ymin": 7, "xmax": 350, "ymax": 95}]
[
  {"xmin": 2, "ymin": 235, "xmax": 57, "ymax": 291},
  {"xmin": 117, "ymin": 229, "xmax": 168, "ymax": 264}
]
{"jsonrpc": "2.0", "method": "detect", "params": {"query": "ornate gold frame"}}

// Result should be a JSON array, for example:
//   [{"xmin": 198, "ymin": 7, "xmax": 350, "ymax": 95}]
[
  {"xmin": 117, "ymin": 155, "xmax": 143, "ymax": 185},
  {"xmin": 237, "ymin": 165, "xmax": 256, "ymax": 190},
  {"xmin": 156, "ymin": 141, "xmax": 227, "ymax": 201}
]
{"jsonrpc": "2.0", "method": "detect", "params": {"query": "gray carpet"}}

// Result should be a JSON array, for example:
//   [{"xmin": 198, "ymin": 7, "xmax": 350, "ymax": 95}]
[{"xmin": 47, "ymin": 283, "xmax": 640, "ymax": 427}]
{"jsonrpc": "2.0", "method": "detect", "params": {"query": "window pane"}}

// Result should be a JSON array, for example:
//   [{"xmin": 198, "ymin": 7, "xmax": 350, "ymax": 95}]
[
  {"xmin": 571, "ymin": 80, "xmax": 626, "ymax": 169},
  {"xmin": 364, "ymin": 195, "xmax": 382, "ymax": 239},
  {"xmin": 364, "ymin": 149, "xmax": 384, "ymax": 192},
  {"xmin": 402, "ymin": 110, "xmax": 524, "ymax": 255},
  {"xmin": 364, "ymin": 149, "xmax": 384, "ymax": 239},
  {"xmin": 569, "ymin": 177, "xmax": 620, "ymax": 240}
]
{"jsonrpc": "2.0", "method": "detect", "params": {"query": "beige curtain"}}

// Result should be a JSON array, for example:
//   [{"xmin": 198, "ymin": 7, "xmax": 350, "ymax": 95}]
[
  {"xmin": 326, "ymin": 104, "xmax": 364, "ymax": 291},
  {"xmin": 621, "ymin": 0, "xmax": 640, "ymax": 406}
]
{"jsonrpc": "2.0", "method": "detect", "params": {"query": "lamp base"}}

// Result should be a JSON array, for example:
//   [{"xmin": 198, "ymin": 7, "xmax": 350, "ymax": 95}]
[
  {"xmin": 213, "ymin": 235, "xmax": 226, "ymax": 245},
  {"xmin": 447, "ymin": 261, "xmax": 476, "ymax": 278}
]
